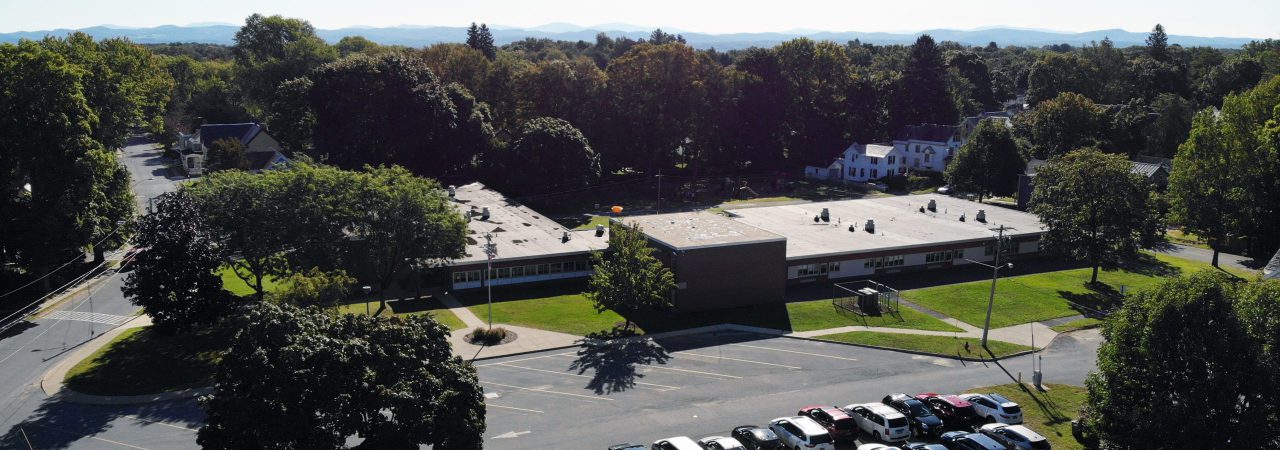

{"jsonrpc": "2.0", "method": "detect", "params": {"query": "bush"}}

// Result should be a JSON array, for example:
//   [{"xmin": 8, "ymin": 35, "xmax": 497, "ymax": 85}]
[
  {"xmin": 466, "ymin": 326, "xmax": 512, "ymax": 345},
  {"xmin": 882, "ymin": 175, "xmax": 909, "ymax": 191},
  {"xmin": 269, "ymin": 268, "xmax": 355, "ymax": 307}
]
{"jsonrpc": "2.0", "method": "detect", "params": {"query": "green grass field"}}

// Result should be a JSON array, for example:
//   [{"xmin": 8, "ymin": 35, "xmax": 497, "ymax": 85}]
[
  {"xmin": 64, "ymin": 326, "xmax": 224, "ymax": 396},
  {"xmin": 218, "ymin": 265, "xmax": 288, "ymax": 297},
  {"xmin": 785, "ymin": 299, "xmax": 964, "ymax": 332},
  {"xmin": 813, "ymin": 331, "xmax": 1033, "ymax": 358},
  {"xmin": 570, "ymin": 214, "xmax": 615, "ymax": 230},
  {"xmin": 335, "ymin": 296, "xmax": 467, "ymax": 331},
  {"xmin": 903, "ymin": 253, "xmax": 1250, "ymax": 329},
  {"xmin": 1050, "ymin": 317, "xmax": 1103, "ymax": 333},
  {"xmin": 984, "ymin": 383, "xmax": 1089, "ymax": 450}
]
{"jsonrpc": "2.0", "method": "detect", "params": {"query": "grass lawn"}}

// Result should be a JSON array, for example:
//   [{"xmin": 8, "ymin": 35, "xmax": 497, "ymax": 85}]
[
  {"xmin": 218, "ymin": 265, "xmax": 288, "ymax": 297},
  {"xmin": 785, "ymin": 299, "xmax": 963, "ymax": 332},
  {"xmin": 64, "ymin": 326, "xmax": 224, "ymax": 396},
  {"xmin": 813, "ymin": 331, "xmax": 1033, "ymax": 358},
  {"xmin": 1050, "ymin": 317, "xmax": 1103, "ymax": 333},
  {"xmin": 335, "ymin": 296, "xmax": 467, "ymax": 331},
  {"xmin": 570, "ymin": 214, "xmax": 614, "ymax": 230},
  {"xmin": 903, "ymin": 253, "xmax": 1250, "ymax": 329},
  {"xmin": 1165, "ymin": 229, "xmax": 1210, "ymax": 249},
  {"xmin": 983, "ymin": 383, "xmax": 1089, "ymax": 450}
]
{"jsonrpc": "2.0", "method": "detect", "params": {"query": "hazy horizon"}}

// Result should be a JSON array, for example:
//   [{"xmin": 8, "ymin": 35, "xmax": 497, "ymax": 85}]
[{"xmin": 3, "ymin": 0, "xmax": 1277, "ymax": 39}]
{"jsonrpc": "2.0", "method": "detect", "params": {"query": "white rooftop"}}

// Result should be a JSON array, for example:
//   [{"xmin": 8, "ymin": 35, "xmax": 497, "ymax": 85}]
[
  {"xmin": 448, "ymin": 183, "xmax": 608, "ymax": 265},
  {"xmin": 624, "ymin": 211, "xmax": 784, "ymax": 250},
  {"xmin": 725, "ymin": 194, "xmax": 1045, "ymax": 260},
  {"xmin": 864, "ymin": 144, "xmax": 895, "ymax": 157}
]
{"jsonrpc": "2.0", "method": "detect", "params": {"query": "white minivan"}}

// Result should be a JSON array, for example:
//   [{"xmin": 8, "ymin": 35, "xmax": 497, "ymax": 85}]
[
  {"xmin": 768, "ymin": 416, "xmax": 836, "ymax": 450},
  {"xmin": 844, "ymin": 403, "xmax": 912, "ymax": 443},
  {"xmin": 961, "ymin": 393, "xmax": 1024, "ymax": 424}
]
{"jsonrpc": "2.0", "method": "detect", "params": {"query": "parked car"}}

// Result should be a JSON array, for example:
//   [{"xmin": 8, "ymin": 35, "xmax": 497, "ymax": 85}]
[
  {"xmin": 939, "ymin": 431, "xmax": 1008, "ymax": 450},
  {"xmin": 856, "ymin": 444, "xmax": 903, "ymax": 450},
  {"xmin": 883, "ymin": 393, "xmax": 946, "ymax": 438},
  {"xmin": 699, "ymin": 436, "xmax": 747, "ymax": 450},
  {"xmin": 843, "ymin": 403, "xmax": 912, "ymax": 443},
  {"xmin": 731, "ymin": 425, "xmax": 782, "ymax": 450},
  {"xmin": 652, "ymin": 436, "xmax": 703, "ymax": 450},
  {"xmin": 979, "ymin": 423, "xmax": 1050, "ymax": 450},
  {"xmin": 798, "ymin": 405, "xmax": 858, "ymax": 441},
  {"xmin": 902, "ymin": 443, "xmax": 949, "ymax": 450},
  {"xmin": 768, "ymin": 416, "xmax": 836, "ymax": 450},
  {"xmin": 610, "ymin": 444, "xmax": 648, "ymax": 450},
  {"xmin": 916, "ymin": 393, "xmax": 981, "ymax": 429},
  {"xmin": 937, "ymin": 185, "xmax": 952, "ymax": 195},
  {"xmin": 960, "ymin": 393, "xmax": 1023, "ymax": 424}
]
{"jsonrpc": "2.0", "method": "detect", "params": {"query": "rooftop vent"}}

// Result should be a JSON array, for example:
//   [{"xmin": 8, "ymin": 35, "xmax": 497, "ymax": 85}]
[
  {"xmin": 865, "ymin": 219, "xmax": 876, "ymax": 234},
  {"xmin": 447, "ymin": 185, "xmax": 456, "ymax": 198},
  {"xmin": 959, "ymin": 213, "xmax": 966, "ymax": 222},
  {"xmin": 595, "ymin": 224, "xmax": 605, "ymax": 237},
  {"xmin": 481, "ymin": 207, "xmax": 490, "ymax": 221},
  {"xmin": 927, "ymin": 199, "xmax": 937, "ymax": 212},
  {"xmin": 562, "ymin": 231, "xmax": 571, "ymax": 243},
  {"xmin": 976, "ymin": 209, "xmax": 987, "ymax": 223},
  {"xmin": 848, "ymin": 224, "xmax": 856, "ymax": 232},
  {"xmin": 820, "ymin": 208, "xmax": 830, "ymax": 222}
]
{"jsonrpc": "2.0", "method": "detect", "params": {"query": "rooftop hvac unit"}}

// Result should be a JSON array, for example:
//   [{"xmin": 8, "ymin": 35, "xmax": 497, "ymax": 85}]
[
  {"xmin": 820, "ymin": 208, "xmax": 830, "ymax": 222},
  {"xmin": 857, "ymin": 287, "xmax": 880, "ymax": 314},
  {"xmin": 927, "ymin": 199, "xmax": 937, "ymax": 212},
  {"xmin": 595, "ymin": 224, "xmax": 606, "ymax": 237},
  {"xmin": 976, "ymin": 209, "xmax": 987, "ymax": 223},
  {"xmin": 447, "ymin": 185, "xmax": 456, "ymax": 198},
  {"xmin": 865, "ymin": 219, "xmax": 876, "ymax": 234},
  {"xmin": 481, "ymin": 207, "xmax": 490, "ymax": 221}
]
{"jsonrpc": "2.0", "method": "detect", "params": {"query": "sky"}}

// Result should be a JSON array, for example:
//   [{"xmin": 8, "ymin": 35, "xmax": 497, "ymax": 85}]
[{"xmin": 1, "ymin": 0, "xmax": 1276, "ymax": 38}]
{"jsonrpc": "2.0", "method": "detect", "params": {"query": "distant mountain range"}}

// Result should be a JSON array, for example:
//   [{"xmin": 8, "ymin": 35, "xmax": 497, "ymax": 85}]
[{"xmin": 0, "ymin": 23, "xmax": 1265, "ymax": 49}]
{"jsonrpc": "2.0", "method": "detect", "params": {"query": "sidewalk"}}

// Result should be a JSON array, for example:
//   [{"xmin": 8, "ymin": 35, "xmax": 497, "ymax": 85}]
[{"xmin": 437, "ymin": 291, "xmax": 581, "ymax": 360}]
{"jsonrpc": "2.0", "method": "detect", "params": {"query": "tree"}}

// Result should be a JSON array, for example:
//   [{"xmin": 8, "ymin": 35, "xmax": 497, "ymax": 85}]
[
  {"xmin": 76, "ymin": 148, "xmax": 137, "ymax": 263},
  {"xmin": 1081, "ymin": 38, "xmax": 1128, "ymax": 103},
  {"xmin": 232, "ymin": 14, "xmax": 336, "ymax": 114},
  {"xmin": 334, "ymin": 36, "xmax": 381, "ymax": 57},
  {"xmin": 604, "ymin": 43, "xmax": 718, "ymax": 171},
  {"xmin": 946, "ymin": 51, "xmax": 998, "ymax": 112},
  {"xmin": 1197, "ymin": 57, "xmax": 1264, "ymax": 107},
  {"xmin": 772, "ymin": 38, "xmax": 854, "ymax": 166},
  {"xmin": 1014, "ymin": 92, "xmax": 1110, "ymax": 159},
  {"xmin": 944, "ymin": 119, "xmax": 1024, "ymax": 202},
  {"xmin": 1031, "ymin": 148, "xmax": 1154, "ymax": 283},
  {"xmin": 265, "ymin": 76, "xmax": 315, "ymax": 150},
  {"xmin": 465, "ymin": 23, "xmax": 497, "ymax": 60},
  {"xmin": 587, "ymin": 222, "xmax": 676, "ymax": 330},
  {"xmin": 270, "ymin": 268, "xmax": 355, "ymax": 308},
  {"xmin": 122, "ymin": 191, "xmax": 229, "ymax": 334},
  {"xmin": 1126, "ymin": 56, "xmax": 1188, "ymax": 102},
  {"xmin": 186, "ymin": 170, "xmax": 289, "ymax": 300},
  {"xmin": 1146, "ymin": 24, "xmax": 1170, "ymax": 62},
  {"xmin": 1085, "ymin": 272, "xmax": 1279, "ymax": 449},
  {"xmin": 499, "ymin": 117, "xmax": 601, "ymax": 194},
  {"xmin": 205, "ymin": 138, "xmax": 249, "ymax": 172},
  {"xmin": 1026, "ymin": 52, "xmax": 1100, "ymax": 105},
  {"xmin": 198, "ymin": 303, "xmax": 485, "ymax": 449},
  {"xmin": 1144, "ymin": 93, "xmax": 1193, "ymax": 157},
  {"xmin": 1168, "ymin": 111, "xmax": 1238, "ymax": 267},
  {"xmin": 900, "ymin": 35, "xmax": 956, "ymax": 126},
  {"xmin": 348, "ymin": 166, "xmax": 467, "ymax": 310}
]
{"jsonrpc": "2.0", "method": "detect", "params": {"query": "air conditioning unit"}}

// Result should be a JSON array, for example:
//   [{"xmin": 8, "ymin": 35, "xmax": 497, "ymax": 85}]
[
  {"xmin": 481, "ymin": 207, "xmax": 490, "ymax": 221},
  {"xmin": 865, "ymin": 219, "xmax": 876, "ymax": 234},
  {"xmin": 927, "ymin": 199, "xmax": 937, "ymax": 212},
  {"xmin": 976, "ymin": 209, "xmax": 987, "ymax": 223},
  {"xmin": 820, "ymin": 208, "xmax": 830, "ymax": 222}
]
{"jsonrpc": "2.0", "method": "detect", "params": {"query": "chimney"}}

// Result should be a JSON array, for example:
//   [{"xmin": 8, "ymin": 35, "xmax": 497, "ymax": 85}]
[
  {"xmin": 865, "ymin": 219, "xmax": 876, "ymax": 234},
  {"xmin": 481, "ymin": 207, "xmax": 490, "ymax": 221}
]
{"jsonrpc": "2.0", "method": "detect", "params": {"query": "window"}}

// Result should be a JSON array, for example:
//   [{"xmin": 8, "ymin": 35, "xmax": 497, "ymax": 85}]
[
  {"xmin": 871, "ymin": 169, "xmax": 878, "ymax": 178},
  {"xmin": 870, "ymin": 157, "xmax": 879, "ymax": 165},
  {"xmin": 497, "ymin": 267, "xmax": 510, "ymax": 278},
  {"xmin": 914, "ymin": 158, "xmax": 920, "ymax": 167},
  {"xmin": 984, "ymin": 242, "xmax": 997, "ymax": 256},
  {"xmin": 888, "ymin": 155, "xmax": 896, "ymax": 164},
  {"xmin": 796, "ymin": 264, "xmax": 820, "ymax": 277},
  {"xmin": 860, "ymin": 168, "xmax": 866, "ymax": 178},
  {"xmin": 453, "ymin": 272, "xmax": 467, "ymax": 283},
  {"xmin": 849, "ymin": 167, "xmax": 856, "ymax": 176},
  {"xmin": 549, "ymin": 263, "xmax": 563, "ymax": 273},
  {"xmin": 925, "ymin": 249, "xmax": 964, "ymax": 263},
  {"xmin": 864, "ymin": 255, "xmax": 904, "ymax": 269},
  {"xmin": 830, "ymin": 261, "xmax": 841, "ymax": 272},
  {"xmin": 924, "ymin": 153, "xmax": 932, "ymax": 163},
  {"xmin": 510, "ymin": 266, "xmax": 524, "ymax": 277},
  {"xmin": 466, "ymin": 271, "xmax": 481, "ymax": 282}
]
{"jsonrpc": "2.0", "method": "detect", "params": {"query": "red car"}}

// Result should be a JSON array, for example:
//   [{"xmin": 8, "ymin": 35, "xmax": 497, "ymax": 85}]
[
  {"xmin": 914, "ymin": 393, "xmax": 981, "ymax": 429},
  {"xmin": 797, "ymin": 406, "xmax": 857, "ymax": 441}
]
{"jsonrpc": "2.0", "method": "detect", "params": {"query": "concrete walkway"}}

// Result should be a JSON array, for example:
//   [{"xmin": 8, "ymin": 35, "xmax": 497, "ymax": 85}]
[{"xmin": 437, "ymin": 291, "xmax": 583, "ymax": 360}]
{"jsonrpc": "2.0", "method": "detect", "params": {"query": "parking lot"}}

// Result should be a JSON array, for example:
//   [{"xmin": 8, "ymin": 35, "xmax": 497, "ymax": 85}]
[{"xmin": 477, "ymin": 329, "xmax": 1100, "ymax": 449}]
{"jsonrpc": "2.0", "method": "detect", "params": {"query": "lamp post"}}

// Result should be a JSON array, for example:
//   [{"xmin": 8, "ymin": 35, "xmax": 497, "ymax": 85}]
[
  {"xmin": 483, "ymin": 232, "xmax": 498, "ymax": 330},
  {"xmin": 962, "ymin": 224, "xmax": 1014, "ymax": 348},
  {"xmin": 362, "ymin": 285, "xmax": 372, "ymax": 316}
]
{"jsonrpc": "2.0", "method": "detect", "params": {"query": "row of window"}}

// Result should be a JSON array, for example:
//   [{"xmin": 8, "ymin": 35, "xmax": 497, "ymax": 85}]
[
  {"xmin": 795, "ymin": 261, "xmax": 842, "ymax": 277},
  {"xmin": 864, "ymin": 255, "xmax": 905, "ymax": 269},
  {"xmin": 452, "ymin": 260, "xmax": 592, "ymax": 284},
  {"xmin": 925, "ymin": 249, "xmax": 965, "ymax": 263}
]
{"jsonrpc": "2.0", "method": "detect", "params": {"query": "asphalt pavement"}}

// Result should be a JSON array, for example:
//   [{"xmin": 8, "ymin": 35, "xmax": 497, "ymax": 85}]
[{"xmin": 0, "ymin": 139, "xmax": 200, "ymax": 450}]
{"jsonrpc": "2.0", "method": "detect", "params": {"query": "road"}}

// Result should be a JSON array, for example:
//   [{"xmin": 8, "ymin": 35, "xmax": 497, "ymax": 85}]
[{"xmin": 0, "ymin": 139, "xmax": 202, "ymax": 450}]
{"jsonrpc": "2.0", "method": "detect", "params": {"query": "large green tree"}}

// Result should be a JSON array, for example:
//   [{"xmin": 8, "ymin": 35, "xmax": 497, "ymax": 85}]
[
  {"xmin": 1031, "ymin": 148, "xmax": 1155, "ymax": 283},
  {"xmin": 1026, "ymin": 53, "xmax": 1099, "ymax": 105},
  {"xmin": 1085, "ymin": 272, "xmax": 1279, "ymax": 449},
  {"xmin": 232, "ymin": 14, "xmax": 336, "ymax": 114},
  {"xmin": 465, "ymin": 22, "xmax": 497, "ymax": 60},
  {"xmin": 773, "ymin": 38, "xmax": 854, "ymax": 166},
  {"xmin": 123, "ymin": 191, "xmax": 228, "ymax": 334},
  {"xmin": 604, "ymin": 42, "xmax": 718, "ymax": 172},
  {"xmin": 186, "ymin": 170, "xmax": 289, "ymax": 300},
  {"xmin": 900, "ymin": 35, "xmax": 957, "ymax": 126},
  {"xmin": 1169, "ymin": 111, "xmax": 1239, "ymax": 267},
  {"xmin": 198, "ymin": 303, "xmax": 485, "ymax": 449},
  {"xmin": 205, "ymin": 138, "xmax": 249, "ymax": 172},
  {"xmin": 587, "ymin": 222, "xmax": 676, "ymax": 330},
  {"xmin": 1015, "ymin": 92, "xmax": 1110, "ymax": 159},
  {"xmin": 944, "ymin": 119, "xmax": 1025, "ymax": 202},
  {"xmin": 498, "ymin": 117, "xmax": 601, "ymax": 194}
]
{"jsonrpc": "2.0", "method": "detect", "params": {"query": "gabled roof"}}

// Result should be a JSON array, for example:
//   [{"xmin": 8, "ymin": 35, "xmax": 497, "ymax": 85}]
[
  {"xmin": 1264, "ymin": 249, "xmax": 1280, "ymax": 280},
  {"xmin": 896, "ymin": 124, "xmax": 959, "ymax": 143},
  {"xmin": 247, "ymin": 151, "xmax": 288, "ymax": 171},
  {"xmin": 864, "ymin": 144, "xmax": 896, "ymax": 157},
  {"xmin": 1129, "ymin": 162, "xmax": 1167, "ymax": 178},
  {"xmin": 199, "ymin": 123, "xmax": 262, "ymax": 147},
  {"xmin": 1024, "ymin": 158, "xmax": 1048, "ymax": 176}
]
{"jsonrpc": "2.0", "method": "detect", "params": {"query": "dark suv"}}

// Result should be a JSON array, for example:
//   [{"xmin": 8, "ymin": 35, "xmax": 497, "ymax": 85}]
[
  {"xmin": 798, "ymin": 406, "xmax": 858, "ymax": 442},
  {"xmin": 883, "ymin": 393, "xmax": 945, "ymax": 438},
  {"xmin": 916, "ymin": 393, "xmax": 981, "ymax": 430},
  {"xmin": 731, "ymin": 425, "xmax": 782, "ymax": 450}
]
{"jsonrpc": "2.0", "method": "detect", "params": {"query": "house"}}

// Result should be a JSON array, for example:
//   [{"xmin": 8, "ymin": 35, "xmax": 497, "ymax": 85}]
[
  {"xmin": 957, "ymin": 112, "xmax": 1014, "ymax": 143},
  {"xmin": 891, "ymin": 124, "xmax": 962, "ymax": 173},
  {"xmin": 1129, "ymin": 161, "xmax": 1170, "ymax": 189},
  {"xmin": 804, "ymin": 143, "xmax": 905, "ymax": 184},
  {"xmin": 175, "ymin": 123, "xmax": 289, "ymax": 176},
  {"xmin": 1016, "ymin": 158, "xmax": 1167, "ymax": 210}
]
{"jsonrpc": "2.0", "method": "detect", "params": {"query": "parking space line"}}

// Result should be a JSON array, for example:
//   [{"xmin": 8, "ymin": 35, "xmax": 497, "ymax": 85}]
[
  {"xmin": 123, "ymin": 415, "xmax": 198, "ymax": 432},
  {"xmin": 492, "ymin": 363, "xmax": 681, "ymax": 391},
  {"xmin": 482, "ymin": 381, "xmax": 615, "ymax": 401},
  {"xmin": 487, "ymin": 404, "xmax": 545, "ymax": 414},
  {"xmin": 30, "ymin": 424, "xmax": 149, "ymax": 449},
  {"xmin": 475, "ymin": 354, "xmax": 561, "ymax": 368},
  {"xmin": 728, "ymin": 343, "xmax": 859, "ymax": 362},
  {"xmin": 546, "ymin": 353, "xmax": 743, "ymax": 379},
  {"xmin": 675, "ymin": 351, "xmax": 802, "ymax": 370}
]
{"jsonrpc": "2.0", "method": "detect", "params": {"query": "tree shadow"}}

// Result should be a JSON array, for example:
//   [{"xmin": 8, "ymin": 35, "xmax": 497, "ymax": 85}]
[
  {"xmin": 1114, "ymin": 253, "xmax": 1179, "ymax": 277},
  {"xmin": 567, "ymin": 327, "xmax": 672, "ymax": 395},
  {"xmin": 0, "ymin": 395, "xmax": 204, "ymax": 450},
  {"xmin": 0, "ymin": 320, "xmax": 38, "ymax": 344}
]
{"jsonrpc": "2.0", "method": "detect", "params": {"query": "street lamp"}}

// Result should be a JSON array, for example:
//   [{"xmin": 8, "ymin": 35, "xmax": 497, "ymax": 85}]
[
  {"xmin": 362, "ymin": 285, "xmax": 372, "ymax": 316},
  {"xmin": 962, "ymin": 224, "xmax": 1015, "ymax": 348},
  {"xmin": 483, "ymin": 232, "xmax": 498, "ymax": 330}
]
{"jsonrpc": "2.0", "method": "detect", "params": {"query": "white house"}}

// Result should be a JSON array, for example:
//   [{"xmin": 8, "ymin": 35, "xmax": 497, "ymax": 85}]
[
  {"xmin": 175, "ymin": 123, "xmax": 288, "ymax": 176},
  {"xmin": 891, "ymin": 124, "xmax": 962, "ymax": 173},
  {"xmin": 804, "ymin": 143, "xmax": 905, "ymax": 183}
]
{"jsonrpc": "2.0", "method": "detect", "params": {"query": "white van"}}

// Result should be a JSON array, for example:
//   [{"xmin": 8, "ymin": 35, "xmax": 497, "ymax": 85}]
[{"xmin": 768, "ymin": 416, "xmax": 836, "ymax": 450}]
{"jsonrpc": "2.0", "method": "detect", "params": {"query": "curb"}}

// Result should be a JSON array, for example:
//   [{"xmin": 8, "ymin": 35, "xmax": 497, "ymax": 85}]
[{"xmin": 782, "ymin": 333, "xmax": 1039, "ymax": 362}]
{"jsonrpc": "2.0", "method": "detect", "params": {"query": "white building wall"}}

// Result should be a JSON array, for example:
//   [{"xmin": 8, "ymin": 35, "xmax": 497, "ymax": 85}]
[
  {"xmin": 451, "ymin": 270, "xmax": 592, "ymax": 290},
  {"xmin": 829, "ymin": 259, "xmax": 873, "ymax": 279}
]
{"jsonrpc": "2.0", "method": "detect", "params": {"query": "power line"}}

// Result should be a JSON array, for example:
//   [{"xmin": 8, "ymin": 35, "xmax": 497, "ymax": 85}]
[{"xmin": 0, "ymin": 224, "xmax": 125, "ymax": 300}]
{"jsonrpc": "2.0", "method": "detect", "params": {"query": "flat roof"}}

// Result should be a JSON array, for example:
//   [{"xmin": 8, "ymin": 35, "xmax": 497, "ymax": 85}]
[
  {"xmin": 448, "ymin": 183, "xmax": 607, "ymax": 266},
  {"xmin": 725, "ymin": 194, "xmax": 1045, "ymax": 260},
  {"xmin": 624, "ymin": 211, "xmax": 785, "ymax": 250}
]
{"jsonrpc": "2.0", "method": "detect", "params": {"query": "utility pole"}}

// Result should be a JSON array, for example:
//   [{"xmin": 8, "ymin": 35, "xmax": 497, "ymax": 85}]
[
  {"xmin": 963, "ymin": 225, "xmax": 1014, "ymax": 349},
  {"xmin": 655, "ymin": 171, "xmax": 664, "ymax": 213},
  {"xmin": 483, "ymin": 232, "xmax": 498, "ymax": 330}
]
